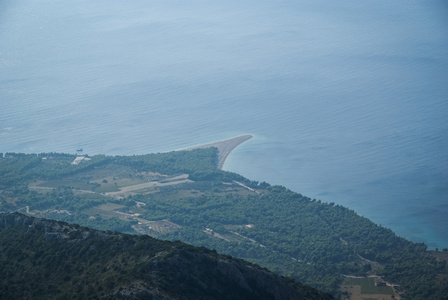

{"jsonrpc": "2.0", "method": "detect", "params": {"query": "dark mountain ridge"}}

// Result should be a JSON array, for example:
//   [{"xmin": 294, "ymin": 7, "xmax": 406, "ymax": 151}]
[
  {"xmin": 1, "ymin": 150, "xmax": 447, "ymax": 299},
  {"xmin": 0, "ymin": 212, "xmax": 333, "ymax": 300}
]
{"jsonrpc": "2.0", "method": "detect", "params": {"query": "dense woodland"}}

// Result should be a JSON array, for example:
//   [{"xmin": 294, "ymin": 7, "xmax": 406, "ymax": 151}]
[
  {"xmin": 0, "ymin": 150, "xmax": 447, "ymax": 299},
  {"xmin": 0, "ymin": 213, "xmax": 332, "ymax": 300}
]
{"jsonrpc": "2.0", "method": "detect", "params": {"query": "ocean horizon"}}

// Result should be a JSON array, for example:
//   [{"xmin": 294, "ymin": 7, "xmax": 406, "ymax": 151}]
[{"xmin": 1, "ymin": 0, "xmax": 447, "ymax": 248}]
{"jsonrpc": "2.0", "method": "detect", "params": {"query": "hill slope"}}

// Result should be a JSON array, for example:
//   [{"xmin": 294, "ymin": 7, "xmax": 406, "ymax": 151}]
[
  {"xmin": 1, "ymin": 150, "xmax": 447, "ymax": 299},
  {"xmin": 0, "ymin": 212, "xmax": 333, "ymax": 300}
]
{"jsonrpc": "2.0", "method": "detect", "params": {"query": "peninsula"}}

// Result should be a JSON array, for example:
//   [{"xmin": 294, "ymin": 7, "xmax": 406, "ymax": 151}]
[
  {"xmin": 2, "ymin": 144, "xmax": 447, "ymax": 299},
  {"xmin": 184, "ymin": 134, "xmax": 252, "ymax": 169}
]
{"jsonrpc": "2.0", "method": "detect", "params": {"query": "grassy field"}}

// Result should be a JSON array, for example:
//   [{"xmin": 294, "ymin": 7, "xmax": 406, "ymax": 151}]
[
  {"xmin": 83, "ymin": 203, "xmax": 126, "ymax": 219},
  {"xmin": 340, "ymin": 277, "xmax": 395, "ymax": 300},
  {"xmin": 34, "ymin": 179, "xmax": 96, "ymax": 191}
]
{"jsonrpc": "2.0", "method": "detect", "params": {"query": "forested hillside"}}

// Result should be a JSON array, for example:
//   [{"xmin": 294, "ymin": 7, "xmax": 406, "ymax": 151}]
[
  {"xmin": 0, "ymin": 150, "xmax": 447, "ymax": 299},
  {"xmin": 0, "ymin": 212, "xmax": 331, "ymax": 300}
]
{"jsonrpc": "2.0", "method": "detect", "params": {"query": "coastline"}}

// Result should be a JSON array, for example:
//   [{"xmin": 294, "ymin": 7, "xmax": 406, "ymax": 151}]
[{"xmin": 184, "ymin": 135, "xmax": 253, "ymax": 169}]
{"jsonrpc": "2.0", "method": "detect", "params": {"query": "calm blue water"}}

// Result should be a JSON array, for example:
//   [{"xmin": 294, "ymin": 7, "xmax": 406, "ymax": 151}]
[{"xmin": 1, "ymin": 0, "xmax": 447, "ymax": 248}]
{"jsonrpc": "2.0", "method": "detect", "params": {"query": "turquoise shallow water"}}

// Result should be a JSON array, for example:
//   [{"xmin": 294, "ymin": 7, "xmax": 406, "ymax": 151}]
[{"xmin": 1, "ymin": 0, "xmax": 447, "ymax": 248}]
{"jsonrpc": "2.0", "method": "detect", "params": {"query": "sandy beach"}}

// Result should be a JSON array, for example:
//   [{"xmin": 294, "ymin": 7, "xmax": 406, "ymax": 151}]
[{"xmin": 185, "ymin": 135, "xmax": 253, "ymax": 169}]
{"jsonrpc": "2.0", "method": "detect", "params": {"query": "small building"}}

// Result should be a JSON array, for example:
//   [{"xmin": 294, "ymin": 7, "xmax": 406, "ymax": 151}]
[{"xmin": 374, "ymin": 279, "xmax": 387, "ymax": 286}]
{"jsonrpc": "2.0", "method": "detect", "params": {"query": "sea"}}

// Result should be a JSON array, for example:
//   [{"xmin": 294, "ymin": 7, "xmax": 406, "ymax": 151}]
[{"xmin": 1, "ymin": 0, "xmax": 447, "ymax": 249}]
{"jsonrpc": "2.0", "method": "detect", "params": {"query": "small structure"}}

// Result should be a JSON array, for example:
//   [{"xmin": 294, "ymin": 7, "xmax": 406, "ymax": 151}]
[{"xmin": 374, "ymin": 278, "xmax": 387, "ymax": 286}]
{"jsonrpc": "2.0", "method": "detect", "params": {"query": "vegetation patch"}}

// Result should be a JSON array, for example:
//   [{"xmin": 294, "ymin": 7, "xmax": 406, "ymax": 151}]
[
  {"xmin": 83, "ymin": 203, "xmax": 127, "ymax": 219},
  {"xmin": 1, "ymin": 150, "xmax": 447, "ymax": 299},
  {"xmin": 346, "ymin": 278, "xmax": 393, "ymax": 294},
  {"xmin": 33, "ymin": 179, "xmax": 97, "ymax": 191},
  {"xmin": 340, "ymin": 277, "xmax": 396, "ymax": 300}
]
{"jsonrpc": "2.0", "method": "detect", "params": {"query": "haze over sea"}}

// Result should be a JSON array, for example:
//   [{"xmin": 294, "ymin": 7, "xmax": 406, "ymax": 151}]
[{"xmin": 1, "ymin": 0, "xmax": 447, "ymax": 248}]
